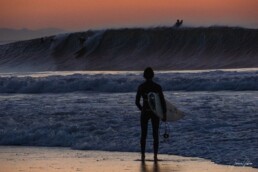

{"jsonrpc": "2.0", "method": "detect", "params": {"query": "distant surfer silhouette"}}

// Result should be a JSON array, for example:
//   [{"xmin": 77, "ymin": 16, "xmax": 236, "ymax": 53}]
[
  {"xmin": 79, "ymin": 37, "xmax": 86, "ymax": 45},
  {"xmin": 175, "ymin": 19, "xmax": 183, "ymax": 27},
  {"xmin": 40, "ymin": 37, "xmax": 45, "ymax": 43},
  {"xmin": 135, "ymin": 67, "xmax": 167, "ymax": 162}
]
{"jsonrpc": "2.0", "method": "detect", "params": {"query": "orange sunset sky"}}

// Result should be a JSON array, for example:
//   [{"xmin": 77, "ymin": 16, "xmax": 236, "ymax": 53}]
[{"xmin": 0, "ymin": 0, "xmax": 257, "ymax": 30}]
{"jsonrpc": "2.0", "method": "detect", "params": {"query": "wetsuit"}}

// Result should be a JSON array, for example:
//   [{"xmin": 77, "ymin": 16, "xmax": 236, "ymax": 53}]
[{"xmin": 135, "ymin": 79, "xmax": 167, "ymax": 156}]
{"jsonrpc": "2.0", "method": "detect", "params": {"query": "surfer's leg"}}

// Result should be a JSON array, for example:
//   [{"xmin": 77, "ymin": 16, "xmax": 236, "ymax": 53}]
[
  {"xmin": 140, "ymin": 112, "xmax": 149, "ymax": 160},
  {"xmin": 151, "ymin": 115, "xmax": 160, "ymax": 160}
]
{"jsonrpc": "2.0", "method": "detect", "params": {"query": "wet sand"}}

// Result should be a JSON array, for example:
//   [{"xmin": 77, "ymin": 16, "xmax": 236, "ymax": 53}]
[{"xmin": 0, "ymin": 146, "xmax": 256, "ymax": 172}]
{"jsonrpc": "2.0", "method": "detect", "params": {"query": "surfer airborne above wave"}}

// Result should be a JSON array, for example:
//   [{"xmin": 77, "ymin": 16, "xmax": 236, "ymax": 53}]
[{"xmin": 135, "ymin": 67, "xmax": 167, "ymax": 162}]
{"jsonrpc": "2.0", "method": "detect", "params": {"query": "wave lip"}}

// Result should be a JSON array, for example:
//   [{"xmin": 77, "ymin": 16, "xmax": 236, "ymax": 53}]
[{"xmin": 0, "ymin": 71, "xmax": 257, "ymax": 93}]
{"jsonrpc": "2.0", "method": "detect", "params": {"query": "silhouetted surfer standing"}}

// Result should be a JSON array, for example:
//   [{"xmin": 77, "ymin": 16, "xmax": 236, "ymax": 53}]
[
  {"xmin": 175, "ymin": 19, "xmax": 183, "ymax": 27},
  {"xmin": 135, "ymin": 67, "xmax": 167, "ymax": 162}
]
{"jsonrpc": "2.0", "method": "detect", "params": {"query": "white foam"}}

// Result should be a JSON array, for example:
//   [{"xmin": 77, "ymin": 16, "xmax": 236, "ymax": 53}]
[
  {"xmin": 0, "ymin": 91, "xmax": 257, "ymax": 167},
  {"xmin": 0, "ymin": 70, "xmax": 257, "ymax": 93}
]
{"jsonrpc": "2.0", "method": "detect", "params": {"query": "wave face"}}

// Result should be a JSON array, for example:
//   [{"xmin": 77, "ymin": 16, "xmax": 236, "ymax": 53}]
[
  {"xmin": 0, "ymin": 27, "xmax": 258, "ymax": 71},
  {"xmin": 0, "ymin": 70, "xmax": 257, "ymax": 93}
]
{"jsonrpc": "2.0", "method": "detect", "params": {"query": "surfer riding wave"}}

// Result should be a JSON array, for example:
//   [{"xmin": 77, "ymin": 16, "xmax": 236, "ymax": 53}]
[{"xmin": 135, "ymin": 67, "xmax": 167, "ymax": 162}]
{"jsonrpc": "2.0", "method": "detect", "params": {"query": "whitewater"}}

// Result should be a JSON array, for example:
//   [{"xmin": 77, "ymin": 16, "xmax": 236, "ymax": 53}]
[
  {"xmin": 0, "ymin": 70, "xmax": 258, "ymax": 93},
  {"xmin": 0, "ymin": 26, "xmax": 257, "ymax": 168},
  {"xmin": 0, "ymin": 70, "xmax": 257, "ymax": 168}
]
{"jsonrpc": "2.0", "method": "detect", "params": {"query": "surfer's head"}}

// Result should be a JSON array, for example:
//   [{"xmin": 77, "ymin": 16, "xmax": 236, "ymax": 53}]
[{"xmin": 143, "ymin": 67, "xmax": 154, "ymax": 80}]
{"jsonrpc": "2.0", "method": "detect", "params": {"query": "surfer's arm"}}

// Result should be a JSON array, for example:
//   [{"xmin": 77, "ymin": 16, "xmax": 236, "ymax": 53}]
[{"xmin": 135, "ymin": 88, "xmax": 143, "ymax": 111}]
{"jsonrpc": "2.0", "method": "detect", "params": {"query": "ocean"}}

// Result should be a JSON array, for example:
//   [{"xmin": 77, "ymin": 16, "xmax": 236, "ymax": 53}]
[
  {"xmin": 0, "ymin": 26, "xmax": 257, "ymax": 168},
  {"xmin": 0, "ymin": 27, "xmax": 258, "ymax": 71},
  {"xmin": 0, "ymin": 70, "xmax": 257, "ymax": 168}
]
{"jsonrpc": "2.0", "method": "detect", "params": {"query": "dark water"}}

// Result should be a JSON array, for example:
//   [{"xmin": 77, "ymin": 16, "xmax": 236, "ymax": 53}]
[{"xmin": 0, "ymin": 26, "xmax": 258, "ymax": 71}]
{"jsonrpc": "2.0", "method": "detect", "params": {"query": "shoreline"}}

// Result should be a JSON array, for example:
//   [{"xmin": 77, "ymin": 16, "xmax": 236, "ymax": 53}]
[{"xmin": 0, "ymin": 146, "xmax": 256, "ymax": 172}]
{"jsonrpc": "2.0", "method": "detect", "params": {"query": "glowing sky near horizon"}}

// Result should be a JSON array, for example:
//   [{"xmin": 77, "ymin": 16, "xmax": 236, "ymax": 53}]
[{"xmin": 0, "ymin": 0, "xmax": 257, "ymax": 30}]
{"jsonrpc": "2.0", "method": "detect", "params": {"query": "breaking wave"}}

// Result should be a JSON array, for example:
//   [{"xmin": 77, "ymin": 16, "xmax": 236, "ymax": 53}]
[
  {"xmin": 0, "ymin": 26, "xmax": 258, "ymax": 71},
  {"xmin": 0, "ymin": 70, "xmax": 257, "ymax": 93}
]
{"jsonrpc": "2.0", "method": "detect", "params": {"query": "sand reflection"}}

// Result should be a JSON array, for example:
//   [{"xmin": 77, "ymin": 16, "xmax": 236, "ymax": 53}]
[{"xmin": 140, "ymin": 161, "xmax": 174, "ymax": 172}]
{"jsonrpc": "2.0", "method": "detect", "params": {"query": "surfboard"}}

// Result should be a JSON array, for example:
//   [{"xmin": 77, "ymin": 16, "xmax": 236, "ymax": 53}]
[{"xmin": 147, "ymin": 92, "xmax": 185, "ymax": 122}]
